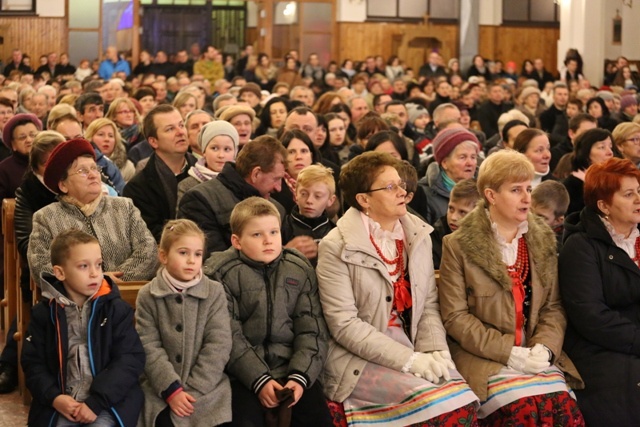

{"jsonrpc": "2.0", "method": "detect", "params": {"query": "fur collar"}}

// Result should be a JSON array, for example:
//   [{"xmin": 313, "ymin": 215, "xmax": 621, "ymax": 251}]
[{"xmin": 455, "ymin": 200, "xmax": 557, "ymax": 291}]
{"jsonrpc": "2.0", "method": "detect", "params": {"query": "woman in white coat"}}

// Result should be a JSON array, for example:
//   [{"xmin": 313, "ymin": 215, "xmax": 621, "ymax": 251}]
[{"xmin": 317, "ymin": 151, "xmax": 478, "ymax": 427}]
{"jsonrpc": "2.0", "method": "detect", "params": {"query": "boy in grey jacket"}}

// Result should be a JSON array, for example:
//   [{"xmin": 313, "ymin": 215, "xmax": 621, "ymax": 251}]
[{"xmin": 204, "ymin": 197, "xmax": 332, "ymax": 427}]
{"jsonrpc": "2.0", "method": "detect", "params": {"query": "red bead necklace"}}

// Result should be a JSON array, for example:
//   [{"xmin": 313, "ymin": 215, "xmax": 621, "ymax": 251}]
[
  {"xmin": 508, "ymin": 238, "xmax": 529, "ymax": 346},
  {"xmin": 507, "ymin": 237, "xmax": 529, "ymax": 283},
  {"xmin": 633, "ymin": 236, "xmax": 640, "ymax": 267},
  {"xmin": 369, "ymin": 234, "xmax": 412, "ymax": 313}
]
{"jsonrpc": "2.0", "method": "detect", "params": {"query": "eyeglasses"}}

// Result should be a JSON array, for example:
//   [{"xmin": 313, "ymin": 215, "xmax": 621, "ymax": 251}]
[
  {"xmin": 68, "ymin": 165, "xmax": 102, "ymax": 178},
  {"xmin": 14, "ymin": 132, "xmax": 38, "ymax": 142},
  {"xmin": 367, "ymin": 181, "xmax": 407, "ymax": 193},
  {"xmin": 116, "ymin": 110, "xmax": 134, "ymax": 115},
  {"xmin": 627, "ymin": 137, "xmax": 640, "ymax": 145}
]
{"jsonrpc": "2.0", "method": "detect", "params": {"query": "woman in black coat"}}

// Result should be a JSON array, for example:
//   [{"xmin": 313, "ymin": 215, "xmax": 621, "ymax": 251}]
[
  {"xmin": 563, "ymin": 128, "xmax": 614, "ymax": 215},
  {"xmin": 559, "ymin": 157, "xmax": 640, "ymax": 426}
]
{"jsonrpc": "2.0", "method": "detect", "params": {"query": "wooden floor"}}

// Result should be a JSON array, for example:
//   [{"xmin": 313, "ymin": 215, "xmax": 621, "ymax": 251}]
[{"xmin": 0, "ymin": 326, "xmax": 29, "ymax": 426}]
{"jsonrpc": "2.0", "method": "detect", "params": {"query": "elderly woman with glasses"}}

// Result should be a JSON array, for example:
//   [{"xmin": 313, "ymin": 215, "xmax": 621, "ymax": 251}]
[
  {"xmin": 317, "ymin": 151, "xmax": 478, "ymax": 427},
  {"xmin": 560, "ymin": 157, "xmax": 640, "ymax": 425},
  {"xmin": 438, "ymin": 150, "xmax": 584, "ymax": 426},
  {"xmin": 27, "ymin": 138, "xmax": 157, "ymax": 284}
]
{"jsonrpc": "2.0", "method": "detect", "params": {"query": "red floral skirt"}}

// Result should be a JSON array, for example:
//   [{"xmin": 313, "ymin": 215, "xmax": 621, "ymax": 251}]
[
  {"xmin": 478, "ymin": 391, "xmax": 585, "ymax": 427},
  {"xmin": 328, "ymin": 400, "xmax": 479, "ymax": 427}
]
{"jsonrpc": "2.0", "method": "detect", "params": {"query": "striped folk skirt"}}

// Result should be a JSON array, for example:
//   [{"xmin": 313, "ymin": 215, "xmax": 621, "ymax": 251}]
[
  {"xmin": 477, "ymin": 366, "xmax": 585, "ymax": 426},
  {"xmin": 338, "ymin": 321, "xmax": 479, "ymax": 427}
]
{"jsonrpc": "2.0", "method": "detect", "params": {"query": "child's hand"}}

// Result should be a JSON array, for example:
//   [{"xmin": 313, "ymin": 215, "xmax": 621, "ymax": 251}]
[
  {"xmin": 52, "ymin": 395, "xmax": 81, "ymax": 421},
  {"xmin": 72, "ymin": 403, "xmax": 97, "ymax": 424},
  {"xmin": 168, "ymin": 391, "xmax": 196, "ymax": 417},
  {"xmin": 285, "ymin": 236, "xmax": 318, "ymax": 259},
  {"xmin": 284, "ymin": 380, "xmax": 304, "ymax": 407},
  {"xmin": 258, "ymin": 380, "xmax": 283, "ymax": 408}
]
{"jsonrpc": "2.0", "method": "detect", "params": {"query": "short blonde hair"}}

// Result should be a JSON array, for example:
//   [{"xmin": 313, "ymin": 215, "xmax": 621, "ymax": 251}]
[
  {"xmin": 230, "ymin": 197, "xmax": 281, "ymax": 237},
  {"xmin": 47, "ymin": 103, "xmax": 77, "ymax": 129},
  {"xmin": 477, "ymin": 150, "xmax": 534, "ymax": 203},
  {"xmin": 159, "ymin": 219, "xmax": 205, "ymax": 254},
  {"xmin": 296, "ymin": 164, "xmax": 336, "ymax": 195},
  {"xmin": 612, "ymin": 122, "xmax": 640, "ymax": 147}
]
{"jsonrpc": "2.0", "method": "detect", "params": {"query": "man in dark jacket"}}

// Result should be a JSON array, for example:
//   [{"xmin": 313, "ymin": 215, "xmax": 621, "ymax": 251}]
[
  {"xmin": 477, "ymin": 82, "xmax": 513, "ymax": 139},
  {"xmin": 418, "ymin": 52, "xmax": 447, "ymax": 79},
  {"xmin": 539, "ymin": 82, "xmax": 569, "ymax": 143},
  {"xmin": 123, "ymin": 104, "xmax": 196, "ymax": 241},
  {"xmin": 178, "ymin": 135, "xmax": 287, "ymax": 255},
  {"xmin": 531, "ymin": 58, "xmax": 555, "ymax": 90},
  {"xmin": 3, "ymin": 49, "xmax": 32, "ymax": 77}
]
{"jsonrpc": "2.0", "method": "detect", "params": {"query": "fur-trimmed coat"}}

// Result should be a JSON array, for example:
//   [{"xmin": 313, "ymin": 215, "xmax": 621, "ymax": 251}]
[{"xmin": 438, "ymin": 201, "xmax": 582, "ymax": 400}]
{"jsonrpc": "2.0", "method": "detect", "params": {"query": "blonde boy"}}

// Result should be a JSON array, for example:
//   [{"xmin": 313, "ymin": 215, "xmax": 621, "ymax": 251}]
[
  {"xmin": 281, "ymin": 165, "xmax": 336, "ymax": 265},
  {"xmin": 204, "ymin": 197, "xmax": 331, "ymax": 426}
]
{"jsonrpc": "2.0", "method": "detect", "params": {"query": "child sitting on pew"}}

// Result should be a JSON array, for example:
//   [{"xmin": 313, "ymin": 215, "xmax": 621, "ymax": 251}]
[
  {"xmin": 21, "ymin": 229, "xmax": 145, "ymax": 426},
  {"xmin": 205, "ymin": 197, "xmax": 331, "ymax": 427},
  {"xmin": 136, "ymin": 219, "xmax": 232, "ymax": 427}
]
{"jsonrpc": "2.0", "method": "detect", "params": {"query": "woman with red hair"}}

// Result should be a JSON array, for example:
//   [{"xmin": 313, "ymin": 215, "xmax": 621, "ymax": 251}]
[{"xmin": 560, "ymin": 157, "xmax": 640, "ymax": 426}]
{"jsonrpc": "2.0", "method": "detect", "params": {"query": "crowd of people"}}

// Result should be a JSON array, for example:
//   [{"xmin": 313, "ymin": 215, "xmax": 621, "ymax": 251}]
[{"xmin": 0, "ymin": 42, "xmax": 638, "ymax": 426}]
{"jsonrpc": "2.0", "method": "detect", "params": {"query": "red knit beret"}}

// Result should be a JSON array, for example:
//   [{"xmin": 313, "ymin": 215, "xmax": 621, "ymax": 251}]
[
  {"xmin": 433, "ymin": 127, "xmax": 480, "ymax": 165},
  {"xmin": 43, "ymin": 138, "xmax": 96, "ymax": 194},
  {"xmin": 3, "ymin": 113, "xmax": 42, "ymax": 149}
]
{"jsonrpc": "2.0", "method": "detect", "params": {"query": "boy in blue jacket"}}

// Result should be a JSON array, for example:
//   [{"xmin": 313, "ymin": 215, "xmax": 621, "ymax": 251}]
[{"xmin": 21, "ymin": 229, "xmax": 145, "ymax": 427}]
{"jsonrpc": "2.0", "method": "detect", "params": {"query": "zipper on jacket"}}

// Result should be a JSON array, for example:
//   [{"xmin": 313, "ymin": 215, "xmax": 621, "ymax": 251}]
[
  {"xmin": 87, "ymin": 297, "xmax": 100, "ymax": 377},
  {"xmin": 262, "ymin": 266, "xmax": 273, "ymax": 360}
]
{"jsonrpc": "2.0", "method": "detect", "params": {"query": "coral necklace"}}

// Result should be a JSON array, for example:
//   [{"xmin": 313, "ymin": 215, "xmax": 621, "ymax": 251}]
[
  {"xmin": 369, "ymin": 234, "xmax": 412, "ymax": 313},
  {"xmin": 633, "ymin": 236, "xmax": 640, "ymax": 267},
  {"xmin": 508, "ymin": 237, "xmax": 529, "ymax": 346}
]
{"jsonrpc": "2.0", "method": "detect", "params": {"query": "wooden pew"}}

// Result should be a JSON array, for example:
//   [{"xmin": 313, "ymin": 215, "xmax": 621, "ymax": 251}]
[
  {"xmin": 1, "ymin": 199, "xmax": 16, "ymax": 334},
  {"xmin": 14, "ymin": 256, "xmax": 31, "ymax": 405},
  {"xmin": 118, "ymin": 281, "xmax": 148, "ymax": 310}
]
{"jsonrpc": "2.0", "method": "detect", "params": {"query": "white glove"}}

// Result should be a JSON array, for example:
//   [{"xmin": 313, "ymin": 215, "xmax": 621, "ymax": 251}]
[
  {"xmin": 507, "ymin": 346, "xmax": 550, "ymax": 374},
  {"xmin": 530, "ymin": 343, "xmax": 552, "ymax": 363},
  {"xmin": 408, "ymin": 352, "xmax": 452, "ymax": 382},
  {"xmin": 432, "ymin": 350, "xmax": 456, "ymax": 370}
]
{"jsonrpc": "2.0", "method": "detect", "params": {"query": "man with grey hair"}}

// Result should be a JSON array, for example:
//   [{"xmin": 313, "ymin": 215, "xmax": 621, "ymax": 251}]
[
  {"xmin": 213, "ymin": 93, "xmax": 237, "ymax": 115},
  {"xmin": 37, "ymin": 85, "xmax": 57, "ymax": 109},
  {"xmin": 3, "ymin": 49, "xmax": 31, "ymax": 76},
  {"xmin": 185, "ymin": 109, "xmax": 213, "ymax": 157},
  {"xmin": 290, "ymin": 85, "xmax": 313, "ymax": 107}
]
